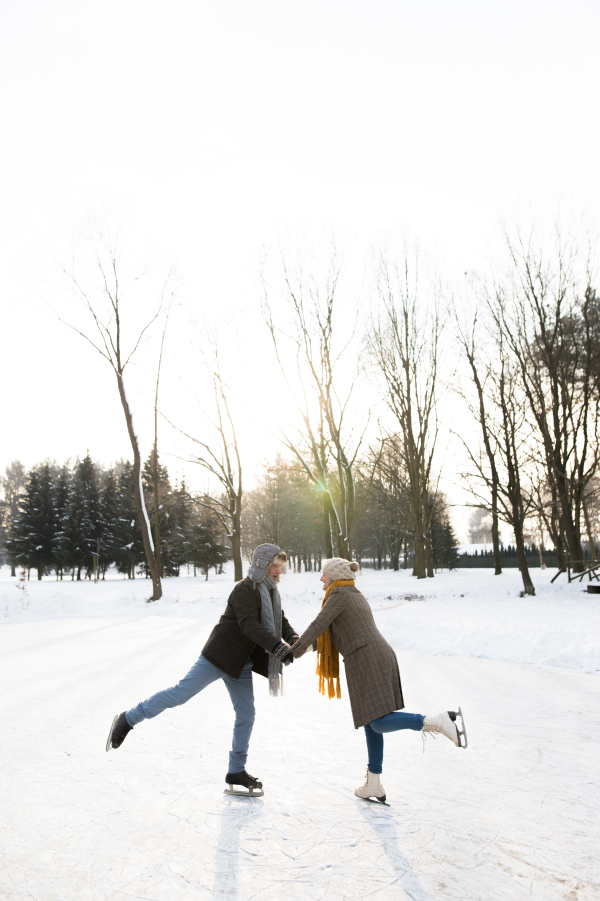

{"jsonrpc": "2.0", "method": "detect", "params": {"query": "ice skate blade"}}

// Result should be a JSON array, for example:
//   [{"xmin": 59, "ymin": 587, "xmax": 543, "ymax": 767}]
[
  {"xmin": 358, "ymin": 796, "xmax": 390, "ymax": 807},
  {"xmin": 224, "ymin": 787, "xmax": 264, "ymax": 798},
  {"xmin": 456, "ymin": 706, "xmax": 468, "ymax": 749},
  {"xmin": 449, "ymin": 707, "xmax": 468, "ymax": 749},
  {"xmin": 106, "ymin": 714, "xmax": 118, "ymax": 752}
]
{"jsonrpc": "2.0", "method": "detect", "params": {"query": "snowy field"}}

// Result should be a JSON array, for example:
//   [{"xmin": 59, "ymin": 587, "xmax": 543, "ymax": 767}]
[{"xmin": 1, "ymin": 567, "xmax": 599, "ymax": 900}]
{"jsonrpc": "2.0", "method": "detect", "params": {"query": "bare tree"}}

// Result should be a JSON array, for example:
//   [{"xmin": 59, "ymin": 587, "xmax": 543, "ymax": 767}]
[
  {"xmin": 57, "ymin": 232, "xmax": 171, "ymax": 600},
  {"xmin": 455, "ymin": 310, "xmax": 503, "ymax": 575},
  {"xmin": 263, "ymin": 250, "xmax": 378, "ymax": 560},
  {"xmin": 496, "ymin": 229, "xmax": 600, "ymax": 572},
  {"xmin": 366, "ymin": 245, "xmax": 442, "ymax": 579},
  {"xmin": 170, "ymin": 344, "xmax": 244, "ymax": 580},
  {"xmin": 582, "ymin": 476, "xmax": 600, "ymax": 562},
  {"xmin": 458, "ymin": 333, "xmax": 537, "ymax": 595},
  {"xmin": 151, "ymin": 309, "xmax": 171, "ymax": 578},
  {"xmin": 365, "ymin": 435, "xmax": 413, "ymax": 570}
]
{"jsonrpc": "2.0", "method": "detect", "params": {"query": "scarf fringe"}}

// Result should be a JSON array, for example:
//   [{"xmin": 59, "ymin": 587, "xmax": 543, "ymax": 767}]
[
  {"xmin": 269, "ymin": 673, "xmax": 284, "ymax": 697},
  {"xmin": 315, "ymin": 579, "xmax": 355, "ymax": 700}
]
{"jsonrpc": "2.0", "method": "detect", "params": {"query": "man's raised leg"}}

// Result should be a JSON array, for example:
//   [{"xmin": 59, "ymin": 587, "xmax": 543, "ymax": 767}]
[{"xmin": 125, "ymin": 655, "xmax": 225, "ymax": 726}]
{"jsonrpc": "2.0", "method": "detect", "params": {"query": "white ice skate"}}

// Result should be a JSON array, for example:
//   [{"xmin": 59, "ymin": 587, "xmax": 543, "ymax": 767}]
[
  {"xmin": 355, "ymin": 768, "xmax": 388, "ymax": 805},
  {"xmin": 422, "ymin": 708, "xmax": 468, "ymax": 748}
]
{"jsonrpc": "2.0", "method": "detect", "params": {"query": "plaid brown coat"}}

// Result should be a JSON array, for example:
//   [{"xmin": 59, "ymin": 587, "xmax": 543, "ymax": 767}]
[{"xmin": 292, "ymin": 584, "xmax": 404, "ymax": 728}]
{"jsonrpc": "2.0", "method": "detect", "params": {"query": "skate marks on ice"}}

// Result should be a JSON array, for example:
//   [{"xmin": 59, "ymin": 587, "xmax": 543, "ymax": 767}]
[
  {"xmin": 213, "ymin": 796, "xmax": 264, "ymax": 899},
  {"xmin": 210, "ymin": 787, "xmax": 428, "ymax": 900}
]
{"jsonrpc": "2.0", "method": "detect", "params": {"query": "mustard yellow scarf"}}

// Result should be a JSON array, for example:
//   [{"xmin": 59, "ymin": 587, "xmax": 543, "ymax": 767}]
[{"xmin": 316, "ymin": 579, "xmax": 355, "ymax": 699}]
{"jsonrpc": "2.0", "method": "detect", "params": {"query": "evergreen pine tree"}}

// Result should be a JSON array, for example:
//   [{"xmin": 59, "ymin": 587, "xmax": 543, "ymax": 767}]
[
  {"xmin": 99, "ymin": 468, "xmax": 121, "ymax": 577},
  {"xmin": 57, "ymin": 454, "xmax": 103, "ymax": 579},
  {"xmin": 142, "ymin": 452, "xmax": 173, "ymax": 577},
  {"xmin": 163, "ymin": 481, "xmax": 190, "ymax": 576},
  {"xmin": 1, "ymin": 461, "xmax": 27, "ymax": 575},
  {"xmin": 53, "ymin": 463, "xmax": 72, "ymax": 579},
  {"xmin": 6, "ymin": 462, "xmax": 57, "ymax": 579},
  {"xmin": 430, "ymin": 494, "xmax": 459, "ymax": 570},
  {"xmin": 188, "ymin": 505, "xmax": 229, "ymax": 579},
  {"xmin": 113, "ymin": 461, "xmax": 144, "ymax": 578}
]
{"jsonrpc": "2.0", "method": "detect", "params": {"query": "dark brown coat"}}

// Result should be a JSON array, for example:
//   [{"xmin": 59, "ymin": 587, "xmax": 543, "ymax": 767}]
[
  {"xmin": 202, "ymin": 577, "xmax": 298, "ymax": 679},
  {"xmin": 292, "ymin": 583, "xmax": 404, "ymax": 728}
]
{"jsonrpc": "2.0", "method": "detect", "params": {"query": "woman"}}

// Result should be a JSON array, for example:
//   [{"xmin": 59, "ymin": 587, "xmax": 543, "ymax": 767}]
[{"xmin": 287, "ymin": 558, "xmax": 466, "ymax": 804}]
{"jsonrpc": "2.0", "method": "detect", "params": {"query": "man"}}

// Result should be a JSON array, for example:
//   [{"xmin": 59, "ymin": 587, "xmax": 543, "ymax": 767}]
[{"xmin": 106, "ymin": 544, "xmax": 298, "ymax": 795}]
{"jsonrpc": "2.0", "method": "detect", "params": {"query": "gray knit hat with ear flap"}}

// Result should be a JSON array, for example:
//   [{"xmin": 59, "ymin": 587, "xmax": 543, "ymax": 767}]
[
  {"xmin": 248, "ymin": 544, "xmax": 288, "ymax": 585},
  {"xmin": 322, "ymin": 557, "xmax": 360, "ymax": 582}
]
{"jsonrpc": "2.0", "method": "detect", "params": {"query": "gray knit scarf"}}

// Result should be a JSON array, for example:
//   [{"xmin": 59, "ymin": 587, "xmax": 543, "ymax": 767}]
[{"xmin": 255, "ymin": 572, "xmax": 284, "ymax": 696}]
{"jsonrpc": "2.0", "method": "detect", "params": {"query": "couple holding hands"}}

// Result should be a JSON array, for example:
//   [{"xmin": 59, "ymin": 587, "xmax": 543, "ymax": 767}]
[{"xmin": 107, "ymin": 544, "xmax": 466, "ymax": 804}]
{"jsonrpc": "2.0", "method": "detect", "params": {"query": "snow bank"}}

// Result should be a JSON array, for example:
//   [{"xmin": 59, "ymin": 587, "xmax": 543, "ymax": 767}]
[{"xmin": 1, "ymin": 565, "xmax": 599, "ymax": 673}]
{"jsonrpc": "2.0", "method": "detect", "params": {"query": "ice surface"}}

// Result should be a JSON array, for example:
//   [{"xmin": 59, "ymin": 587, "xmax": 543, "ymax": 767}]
[{"xmin": 1, "ymin": 567, "xmax": 599, "ymax": 899}]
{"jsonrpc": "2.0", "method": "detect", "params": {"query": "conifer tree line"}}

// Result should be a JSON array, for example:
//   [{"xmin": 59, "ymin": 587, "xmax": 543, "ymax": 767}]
[
  {"xmin": 0, "ymin": 454, "xmax": 227, "ymax": 580},
  {"xmin": 0, "ymin": 450, "xmax": 459, "ymax": 580}
]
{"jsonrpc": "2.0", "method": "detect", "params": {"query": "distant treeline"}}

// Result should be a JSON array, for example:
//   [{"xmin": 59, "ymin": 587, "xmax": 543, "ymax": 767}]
[
  {"xmin": 1, "ymin": 452, "xmax": 461, "ymax": 580},
  {"xmin": 0, "ymin": 455, "xmax": 227, "ymax": 580},
  {"xmin": 242, "ymin": 455, "xmax": 460, "ymax": 573}
]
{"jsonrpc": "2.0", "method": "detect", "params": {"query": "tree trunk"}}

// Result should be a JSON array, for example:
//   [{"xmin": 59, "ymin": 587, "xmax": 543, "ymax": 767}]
[
  {"xmin": 152, "ymin": 446, "xmax": 163, "ymax": 579},
  {"xmin": 323, "ymin": 497, "xmax": 334, "ymax": 559},
  {"xmin": 583, "ymin": 497, "xmax": 597, "ymax": 563},
  {"xmin": 117, "ymin": 373, "xmax": 162, "ymax": 601},
  {"xmin": 426, "ymin": 528, "xmax": 434, "ymax": 578},
  {"xmin": 230, "ymin": 508, "xmax": 243, "ymax": 581},
  {"xmin": 491, "ymin": 487, "xmax": 502, "ymax": 576},
  {"xmin": 337, "ymin": 533, "xmax": 350, "ymax": 560},
  {"xmin": 558, "ymin": 482, "xmax": 584, "ymax": 572},
  {"xmin": 545, "ymin": 485, "xmax": 567, "ymax": 568},
  {"xmin": 413, "ymin": 501, "xmax": 426, "ymax": 579},
  {"xmin": 514, "ymin": 522, "xmax": 535, "ymax": 595},
  {"xmin": 11, "ymin": 565, "xmax": 16, "ymax": 577},
  {"xmin": 37, "ymin": 565, "xmax": 42, "ymax": 580}
]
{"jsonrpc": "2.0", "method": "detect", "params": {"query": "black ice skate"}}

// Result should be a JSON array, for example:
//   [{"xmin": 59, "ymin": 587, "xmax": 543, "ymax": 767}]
[
  {"xmin": 106, "ymin": 711, "xmax": 133, "ymax": 752},
  {"xmin": 224, "ymin": 770, "xmax": 264, "ymax": 798}
]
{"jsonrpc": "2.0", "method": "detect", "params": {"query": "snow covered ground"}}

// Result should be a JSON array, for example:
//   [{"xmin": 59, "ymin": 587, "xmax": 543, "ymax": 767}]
[{"xmin": 1, "ymin": 567, "xmax": 599, "ymax": 899}]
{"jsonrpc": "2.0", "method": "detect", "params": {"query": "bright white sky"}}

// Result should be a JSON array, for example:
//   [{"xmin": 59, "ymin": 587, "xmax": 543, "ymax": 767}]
[{"xmin": 1, "ymin": 0, "xmax": 598, "ymax": 540}]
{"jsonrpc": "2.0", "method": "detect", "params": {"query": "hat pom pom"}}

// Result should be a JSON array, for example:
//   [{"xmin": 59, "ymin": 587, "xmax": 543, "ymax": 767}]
[{"xmin": 349, "ymin": 562, "xmax": 360, "ymax": 572}]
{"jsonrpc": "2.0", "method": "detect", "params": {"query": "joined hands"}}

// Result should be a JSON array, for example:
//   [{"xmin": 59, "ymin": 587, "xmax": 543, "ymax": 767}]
[{"xmin": 272, "ymin": 639, "xmax": 295, "ymax": 665}]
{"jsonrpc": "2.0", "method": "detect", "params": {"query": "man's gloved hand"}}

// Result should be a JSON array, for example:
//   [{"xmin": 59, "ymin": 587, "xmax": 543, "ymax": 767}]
[
  {"xmin": 272, "ymin": 640, "xmax": 294, "ymax": 665},
  {"xmin": 288, "ymin": 634, "xmax": 300, "ymax": 646}
]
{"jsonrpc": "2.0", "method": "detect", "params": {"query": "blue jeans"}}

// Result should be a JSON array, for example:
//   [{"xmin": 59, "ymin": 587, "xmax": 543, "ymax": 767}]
[
  {"xmin": 364, "ymin": 712, "xmax": 425, "ymax": 774},
  {"xmin": 126, "ymin": 655, "xmax": 255, "ymax": 773}
]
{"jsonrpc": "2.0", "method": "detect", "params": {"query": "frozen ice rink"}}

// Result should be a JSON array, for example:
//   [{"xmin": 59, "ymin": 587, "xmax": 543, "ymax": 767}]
[{"xmin": 1, "ymin": 568, "xmax": 599, "ymax": 899}]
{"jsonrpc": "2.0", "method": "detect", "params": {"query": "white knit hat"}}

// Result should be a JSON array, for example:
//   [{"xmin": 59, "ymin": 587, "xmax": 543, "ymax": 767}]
[{"xmin": 322, "ymin": 557, "xmax": 360, "ymax": 582}]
